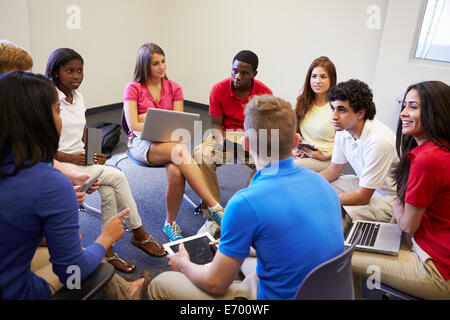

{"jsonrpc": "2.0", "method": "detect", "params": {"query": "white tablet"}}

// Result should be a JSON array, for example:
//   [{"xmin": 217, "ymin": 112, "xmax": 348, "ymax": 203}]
[{"xmin": 163, "ymin": 232, "xmax": 217, "ymax": 266}]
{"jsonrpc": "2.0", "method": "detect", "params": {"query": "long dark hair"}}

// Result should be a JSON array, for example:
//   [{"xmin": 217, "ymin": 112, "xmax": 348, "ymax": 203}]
[
  {"xmin": 132, "ymin": 43, "xmax": 168, "ymax": 84},
  {"xmin": 45, "ymin": 48, "xmax": 84, "ymax": 85},
  {"xmin": 0, "ymin": 71, "xmax": 59, "ymax": 177},
  {"xmin": 295, "ymin": 56, "xmax": 337, "ymax": 132},
  {"xmin": 392, "ymin": 81, "xmax": 450, "ymax": 202}
]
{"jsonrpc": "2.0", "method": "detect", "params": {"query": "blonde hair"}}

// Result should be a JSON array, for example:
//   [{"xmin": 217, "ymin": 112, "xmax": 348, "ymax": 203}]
[
  {"xmin": 244, "ymin": 95, "xmax": 296, "ymax": 160},
  {"xmin": 0, "ymin": 40, "xmax": 33, "ymax": 74}
]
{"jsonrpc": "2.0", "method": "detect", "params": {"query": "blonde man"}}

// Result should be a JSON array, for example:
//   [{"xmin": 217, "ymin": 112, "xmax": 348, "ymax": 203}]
[{"xmin": 149, "ymin": 95, "xmax": 344, "ymax": 300}]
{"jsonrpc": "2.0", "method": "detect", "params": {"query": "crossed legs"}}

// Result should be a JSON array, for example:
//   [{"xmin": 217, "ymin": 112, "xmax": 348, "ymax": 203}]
[{"xmin": 147, "ymin": 142, "xmax": 221, "ymax": 230}]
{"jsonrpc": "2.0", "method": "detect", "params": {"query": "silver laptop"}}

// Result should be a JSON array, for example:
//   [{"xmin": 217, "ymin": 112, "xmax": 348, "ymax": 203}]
[
  {"xmin": 343, "ymin": 212, "xmax": 402, "ymax": 256},
  {"xmin": 140, "ymin": 108, "xmax": 200, "ymax": 142}
]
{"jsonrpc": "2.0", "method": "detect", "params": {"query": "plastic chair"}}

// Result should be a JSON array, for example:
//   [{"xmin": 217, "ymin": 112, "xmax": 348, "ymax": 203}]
[
  {"xmin": 295, "ymin": 230, "xmax": 362, "ymax": 300},
  {"xmin": 50, "ymin": 263, "xmax": 115, "ymax": 300},
  {"xmin": 378, "ymin": 283, "xmax": 420, "ymax": 300},
  {"xmin": 0, "ymin": 263, "xmax": 114, "ymax": 300}
]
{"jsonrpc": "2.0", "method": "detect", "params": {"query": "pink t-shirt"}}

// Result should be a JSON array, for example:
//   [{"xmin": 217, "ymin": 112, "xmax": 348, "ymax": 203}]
[{"xmin": 123, "ymin": 79, "xmax": 183, "ymax": 115}]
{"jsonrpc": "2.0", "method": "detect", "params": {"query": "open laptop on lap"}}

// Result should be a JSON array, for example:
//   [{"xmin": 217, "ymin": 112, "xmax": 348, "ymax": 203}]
[
  {"xmin": 343, "ymin": 212, "xmax": 402, "ymax": 256},
  {"xmin": 140, "ymin": 108, "xmax": 200, "ymax": 142}
]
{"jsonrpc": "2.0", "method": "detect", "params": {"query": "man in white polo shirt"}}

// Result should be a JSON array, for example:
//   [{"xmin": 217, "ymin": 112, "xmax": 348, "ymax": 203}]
[{"xmin": 320, "ymin": 79, "xmax": 398, "ymax": 222}]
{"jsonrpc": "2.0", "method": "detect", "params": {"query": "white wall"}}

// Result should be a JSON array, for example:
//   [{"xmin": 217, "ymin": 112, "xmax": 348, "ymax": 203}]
[
  {"xmin": 372, "ymin": 0, "xmax": 450, "ymax": 130},
  {"xmin": 2, "ymin": 0, "xmax": 387, "ymax": 109},
  {"xmin": 163, "ymin": 0, "xmax": 388, "ymax": 107},
  {"xmin": 2, "ymin": 0, "xmax": 449, "ymax": 119},
  {"xmin": 26, "ymin": 0, "xmax": 164, "ymax": 108},
  {"xmin": 0, "ymin": 0, "xmax": 31, "ymax": 50}
]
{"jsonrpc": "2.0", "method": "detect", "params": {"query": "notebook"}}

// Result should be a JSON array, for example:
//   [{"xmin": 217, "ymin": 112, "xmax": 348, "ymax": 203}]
[
  {"xmin": 85, "ymin": 127, "xmax": 102, "ymax": 165},
  {"xmin": 343, "ymin": 212, "xmax": 402, "ymax": 256},
  {"xmin": 140, "ymin": 108, "xmax": 200, "ymax": 142},
  {"xmin": 163, "ymin": 233, "xmax": 217, "ymax": 266}
]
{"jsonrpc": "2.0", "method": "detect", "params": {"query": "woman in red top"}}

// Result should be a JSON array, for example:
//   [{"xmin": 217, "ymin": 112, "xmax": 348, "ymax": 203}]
[{"xmin": 351, "ymin": 81, "xmax": 450, "ymax": 299}]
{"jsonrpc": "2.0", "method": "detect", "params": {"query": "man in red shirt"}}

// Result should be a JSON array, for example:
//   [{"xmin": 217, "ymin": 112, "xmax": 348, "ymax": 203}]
[{"xmin": 193, "ymin": 50, "xmax": 273, "ymax": 236}]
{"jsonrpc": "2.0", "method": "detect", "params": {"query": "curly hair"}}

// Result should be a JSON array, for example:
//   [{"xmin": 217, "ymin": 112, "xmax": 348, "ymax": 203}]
[{"xmin": 327, "ymin": 79, "xmax": 376, "ymax": 120}]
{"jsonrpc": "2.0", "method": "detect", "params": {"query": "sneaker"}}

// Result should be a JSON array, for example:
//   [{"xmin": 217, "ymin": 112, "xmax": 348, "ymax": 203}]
[
  {"xmin": 163, "ymin": 221, "xmax": 183, "ymax": 241},
  {"xmin": 197, "ymin": 219, "xmax": 220, "ymax": 238},
  {"xmin": 208, "ymin": 205, "xmax": 224, "ymax": 226}
]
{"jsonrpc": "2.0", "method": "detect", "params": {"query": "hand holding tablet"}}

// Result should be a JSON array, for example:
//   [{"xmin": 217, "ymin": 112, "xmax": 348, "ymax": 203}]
[
  {"xmin": 164, "ymin": 232, "xmax": 218, "ymax": 266},
  {"xmin": 78, "ymin": 168, "xmax": 103, "ymax": 193}
]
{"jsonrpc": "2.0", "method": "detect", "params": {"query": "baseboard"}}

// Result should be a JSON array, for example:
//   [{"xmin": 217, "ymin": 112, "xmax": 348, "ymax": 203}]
[
  {"xmin": 85, "ymin": 103, "xmax": 123, "ymax": 116},
  {"xmin": 185, "ymin": 100, "xmax": 208, "ymax": 110},
  {"xmin": 85, "ymin": 100, "xmax": 208, "ymax": 115}
]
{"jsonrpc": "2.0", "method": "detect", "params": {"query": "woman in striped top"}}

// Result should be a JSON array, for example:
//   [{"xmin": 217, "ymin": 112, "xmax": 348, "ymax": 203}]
[{"xmin": 293, "ymin": 56, "xmax": 337, "ymax": 172}]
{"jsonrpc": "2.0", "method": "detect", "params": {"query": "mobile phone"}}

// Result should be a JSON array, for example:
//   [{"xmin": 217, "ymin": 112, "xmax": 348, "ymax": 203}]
[
  {"xmin": 297, "ymin": 142, "xmax": 318, "ymax": 151},
  {"xmin": 78, "ymin": 168, "xmax": 103, "ymax": 193}
]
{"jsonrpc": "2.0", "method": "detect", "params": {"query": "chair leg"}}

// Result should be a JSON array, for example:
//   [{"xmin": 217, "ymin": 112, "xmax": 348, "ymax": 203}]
[
  {"xmin": 80, "ymin": 202, "xmax": 102, "ymax": 217},
  {"xmin": 183, "ymin": 193, "xmax": 201, "ymax": 214},
  {"xmin": 114, "ymin": 153, "xmax": 129, "ymax": 167},
  {"xmin": 378, "ymin": 283, "xmax": 420, "ymax": 300}
]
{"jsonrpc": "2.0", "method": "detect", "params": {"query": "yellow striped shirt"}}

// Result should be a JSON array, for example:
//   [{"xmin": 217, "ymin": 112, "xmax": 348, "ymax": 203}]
[{"xmin": 299, "ymin": 103, "xmax": 335, "ymax": 153}]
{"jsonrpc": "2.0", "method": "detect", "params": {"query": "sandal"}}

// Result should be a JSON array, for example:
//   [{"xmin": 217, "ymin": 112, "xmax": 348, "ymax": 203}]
[
  {"xmin": 131, "ymin": 235, "xmax": 167, "ymax": 257},
  {"xmin": 106, "ymin": 253, "xmax": 135, "ymax": 273}
]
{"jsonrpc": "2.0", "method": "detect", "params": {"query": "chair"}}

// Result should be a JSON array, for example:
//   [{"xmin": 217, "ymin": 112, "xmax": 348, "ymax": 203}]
[
  {"xmin": 0, "ymin": 263, "xmax": 114, "ymax": 300},
  {"xmin": 116, "ymin": 110, "xmax": 201, "ymax": 214},
  {"xmin": 50, "ymin": 263, "xmax": 115, "ymax": 300},
  {"xmin": 377, "ymin": 283, "xmax": 420, "ymax": 300},
  {"xmin": 295, "ymin": 230, "xmax": 362, "ymax": 300}
]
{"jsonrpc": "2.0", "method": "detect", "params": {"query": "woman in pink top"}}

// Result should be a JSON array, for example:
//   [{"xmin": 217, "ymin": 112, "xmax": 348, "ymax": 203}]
[{"xmin": 123, "ymin": 43, "xmax": 224, "ymax": 241}]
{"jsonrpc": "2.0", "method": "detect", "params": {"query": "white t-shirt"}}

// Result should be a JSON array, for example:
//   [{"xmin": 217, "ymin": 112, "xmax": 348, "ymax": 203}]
[
  {"xmin": 57, "ymin": 88, "xmax": 86, "ymax": 154},
  {"xmin": 331, "ymin": 118, "xmax": 398, "ymax": 197}
]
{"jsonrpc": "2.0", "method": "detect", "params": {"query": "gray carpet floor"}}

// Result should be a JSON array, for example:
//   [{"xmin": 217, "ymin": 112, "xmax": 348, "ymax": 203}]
[{"xmin": 82, "ymin": 104, "xmax": 252, "ymax": 279}]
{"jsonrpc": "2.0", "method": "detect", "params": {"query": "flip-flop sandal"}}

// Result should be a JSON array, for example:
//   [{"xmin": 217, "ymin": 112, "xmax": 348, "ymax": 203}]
[
  {"xmin": 106, "ymin": 253, "xmax": 135, "ymax": 273},
  {"xmin": 131, "ymin": 236, "xmax": 167, "ymax": 257}
]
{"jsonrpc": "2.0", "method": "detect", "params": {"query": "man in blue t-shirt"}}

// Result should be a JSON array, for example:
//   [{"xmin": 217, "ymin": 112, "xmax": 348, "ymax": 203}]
[{"xmin": 149, "ymin": 95, "xmax": 344, "ymax": 300}]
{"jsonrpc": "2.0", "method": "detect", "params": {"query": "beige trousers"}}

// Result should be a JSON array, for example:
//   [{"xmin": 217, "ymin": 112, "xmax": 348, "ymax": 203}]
[
  {"xmin": 331, "ymin": 175, "xmax": 394, "ymax": 222},
  {"xmin": 149, "ymin": 270, "xmax": 259, "ymax": 300},
  {"xmin": 294, "ymin": 157, "xmax": 330, "ymax": 172},
  {"xmin": 62, "ymin": 163, "xmax": 143, "ymax": 230},
  {"xmin": 193, "ymin": 133, "xmax": 256, "ymax": 215},
  {"xmin": 352, "ymin": 235, "xmax": 450, "ymax": 300},
  {"xmin": 32, "ymin": 247, "xmax": 132, "ymax": 299}
]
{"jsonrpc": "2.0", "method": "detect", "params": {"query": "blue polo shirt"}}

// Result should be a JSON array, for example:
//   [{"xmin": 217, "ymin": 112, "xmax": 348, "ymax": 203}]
[
  {"xmin": 0, "ymin": 156, "xmax": 105, "ymax": 299},
  {"xmin": 219, "ymin": 157, "xmax": 344, "ymax": 300}
]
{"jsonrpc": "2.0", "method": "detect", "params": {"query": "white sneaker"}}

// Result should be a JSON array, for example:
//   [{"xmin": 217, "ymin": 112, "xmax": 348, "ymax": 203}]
[{"xmin": 197, "ymin": 219, "xmax": 220, "ymax": 238}]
